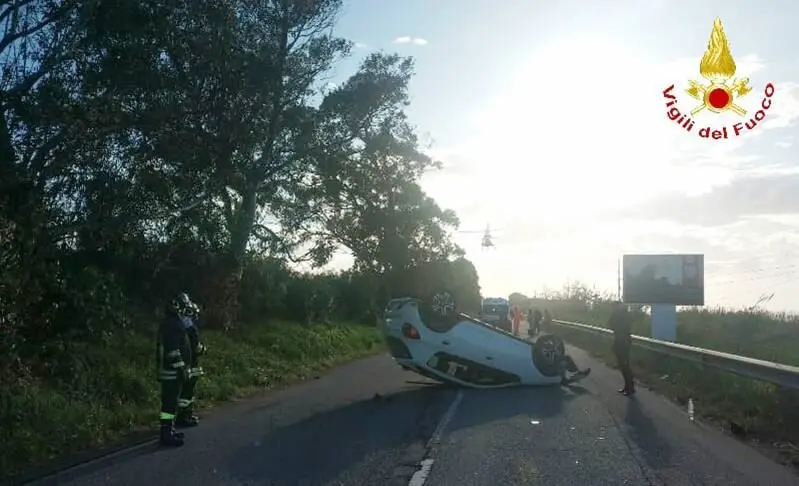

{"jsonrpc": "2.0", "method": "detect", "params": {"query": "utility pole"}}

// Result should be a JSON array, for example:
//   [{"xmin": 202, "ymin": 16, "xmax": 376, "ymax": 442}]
[{"xmin": 617, "ymin": 257, "xmax": 622, "ymax": 301}]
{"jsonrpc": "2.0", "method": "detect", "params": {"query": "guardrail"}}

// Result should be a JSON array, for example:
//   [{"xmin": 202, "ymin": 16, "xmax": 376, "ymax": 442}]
[{"xmin": 549, "ymin": 319, "xmax": 799, "ymax": 390}]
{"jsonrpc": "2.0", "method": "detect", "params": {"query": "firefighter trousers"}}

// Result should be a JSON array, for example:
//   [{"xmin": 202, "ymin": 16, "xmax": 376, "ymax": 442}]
[{"xmin": 159, "ymin": 369, "xmax": 185, "ymax": 424}]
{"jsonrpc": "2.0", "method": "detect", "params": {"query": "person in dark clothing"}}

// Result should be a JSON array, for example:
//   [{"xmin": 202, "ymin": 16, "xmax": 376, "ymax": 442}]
[
  {"xmin": 156, "ymin": 294, "xmax": 192, "ymax": 446},
  {"xmin": 542, "ymin": 309, "xmax": 553, "ymax": 333},
  {"xmin": 561, "ymin": 355, "xmax": 591, "ymax": 385},
  {"xmin": 175, "ymin": 295, "xmax": 206, "ymax": 428},
  {"xmin": 531, "ymin": 308, "xmax": 543, "ymax": 336},
  {"xmin": 534, "ymin": 334, "xmax": 591, "ymax": 384},
  {"xmin": 608, "ymin": 302, "xmax": 635, "ymax": 395}
]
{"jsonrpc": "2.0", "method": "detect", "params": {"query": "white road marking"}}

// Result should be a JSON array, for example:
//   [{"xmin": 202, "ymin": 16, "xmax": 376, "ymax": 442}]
[
  {"xmin": 407, "ymin": 458, "xmax": 434, "ymax": 486},
  {"xmin": 407, "ymin": 389, "xmax": 465, "ymax": 486},
  {"xmin": 426, "ymin": 389, "xmax": 464, "ymax": 449}
]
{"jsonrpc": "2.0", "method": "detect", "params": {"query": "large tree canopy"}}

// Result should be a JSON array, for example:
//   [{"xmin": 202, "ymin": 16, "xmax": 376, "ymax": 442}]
[{"xmin": 0, "ymin": 0, "xmax": 472, "ymax": 341}]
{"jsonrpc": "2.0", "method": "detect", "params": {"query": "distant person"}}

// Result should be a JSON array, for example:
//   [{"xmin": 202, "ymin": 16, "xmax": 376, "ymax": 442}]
[
  {"xmin": 542, "ymin": 309, "xmax": 553, "ymax": 333},
  {"xmin": 530, "ymin": 308, "xmax": 543, "ymax": 336},
  {"xmin": 511, "ymin": 305, "xmax": 522, "ymax": 335},
  {"xmin": 608, "ymin": 302, "xmax": 635, "ymax": 395},
  {"xmin": 525, "ymin": 309, "xmax": 533, "ymax": 337}
]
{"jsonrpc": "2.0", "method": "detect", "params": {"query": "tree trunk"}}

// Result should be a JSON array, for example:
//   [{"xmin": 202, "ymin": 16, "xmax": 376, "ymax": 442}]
[
  {"xmin": 204, "ymin": 255, "xmax": 243, "ymax": 331},
  {"xmin": 205, "ymin": 184, "xmax": 259, "ymax": 330}
]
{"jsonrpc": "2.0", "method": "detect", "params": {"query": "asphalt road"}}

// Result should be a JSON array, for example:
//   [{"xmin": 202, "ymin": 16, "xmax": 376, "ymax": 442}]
[{"xmin": 29, "ymin": 337, "xmax": 799, "ymax": 485}]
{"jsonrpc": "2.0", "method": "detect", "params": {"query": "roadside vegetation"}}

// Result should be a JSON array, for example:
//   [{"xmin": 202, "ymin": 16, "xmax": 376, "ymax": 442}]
[
  {"xmin": 512, "ymin": 285, "xmax": 799, "ymax": 469},
  {"xmin": 0, "ymin": 0, "xmax": 481, "ymax": 478},
  {"xmin": 2, "ymin": 321, "xmax": 384, "ymax": 479}
]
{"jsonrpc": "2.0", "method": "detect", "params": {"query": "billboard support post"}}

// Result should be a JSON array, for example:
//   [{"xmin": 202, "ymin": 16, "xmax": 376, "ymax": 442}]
[{"xmin": 650, "ymin": 304, "xmax": 677, "ymax": 342}]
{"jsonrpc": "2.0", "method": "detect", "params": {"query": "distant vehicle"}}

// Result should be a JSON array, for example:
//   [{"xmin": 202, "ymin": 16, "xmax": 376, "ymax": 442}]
[
  {"xmin": 381, "ymin": 292, "xmax": 585, "ymax": 388},
  {"xmin": 480, "ymin": 297, "xmax": 511, "ymax": 332}
]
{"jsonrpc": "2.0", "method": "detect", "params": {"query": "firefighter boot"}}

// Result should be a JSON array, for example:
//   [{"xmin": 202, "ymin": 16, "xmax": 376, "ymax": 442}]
[
  {"xmin": 159, "ymin": 420, "xmax": 185, "ymax": 447},
  {"xmin": 176, "ymin": 408, "xmax": 200, "ymax": 428}
]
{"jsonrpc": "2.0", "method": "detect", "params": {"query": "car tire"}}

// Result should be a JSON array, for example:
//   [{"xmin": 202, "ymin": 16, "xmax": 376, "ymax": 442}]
[
  {"xmin": 532, "ymin": 334, "xmax": 566, "ymax": 377},
  {"xmin": 430, "ymin": 291, "xmax": 457, "ymax": 317},
  {"xmin": 420, "ymin": 290, "xmax": 460, "ymax": 331}
]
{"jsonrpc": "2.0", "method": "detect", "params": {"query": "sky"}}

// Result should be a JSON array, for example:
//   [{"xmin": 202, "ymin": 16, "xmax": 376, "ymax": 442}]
[{"xmin": 319, "ymin": 0, "xmax": 799, "ymax": 312}]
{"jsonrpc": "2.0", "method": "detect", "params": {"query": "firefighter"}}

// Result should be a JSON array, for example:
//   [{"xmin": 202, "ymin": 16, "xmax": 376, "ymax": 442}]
[
  {"xmin": 176, "ymin": 294, "xmax": 206, "ymax": 428},
  {"xmin": 156, "ymin": 294, "xmax": 191, "ymax": 446}
]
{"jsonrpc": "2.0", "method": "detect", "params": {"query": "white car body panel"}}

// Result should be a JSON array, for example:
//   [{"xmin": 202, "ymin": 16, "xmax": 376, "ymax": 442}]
[{"xmin": 382, "ymin": 297, "xmax": 563, "ymax": 388}]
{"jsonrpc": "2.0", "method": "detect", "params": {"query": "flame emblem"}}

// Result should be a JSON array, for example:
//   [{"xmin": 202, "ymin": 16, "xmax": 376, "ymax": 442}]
[{"xmin": 686, "ymin": 18, "xmax": 752, "ymax": 116}]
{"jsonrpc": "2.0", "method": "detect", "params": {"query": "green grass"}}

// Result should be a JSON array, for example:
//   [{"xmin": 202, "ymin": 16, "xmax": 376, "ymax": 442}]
[
  {"xmin": 0, "ymin": 321, "xmax": 384, "ymax": 478},
  {"xmin": 546, "ymin": 303, "xmax": 799, "ymax": 468}
]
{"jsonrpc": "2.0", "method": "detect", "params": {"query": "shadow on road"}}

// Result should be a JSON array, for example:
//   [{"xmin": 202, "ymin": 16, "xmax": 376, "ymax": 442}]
[
  {"xmin": 223, "ymin": 379, "xmax": 588, "ymax": 485},
  {"xmin": 224, "ymin": 384, "xmax": 447, "ymax": 485},
  {"xmin": 443, "ymin": 383, "xmax": 585, "ymax": 434},
  {"xmin": 624, "ymin": 397, "xmax": 674, "ymax": 470}
]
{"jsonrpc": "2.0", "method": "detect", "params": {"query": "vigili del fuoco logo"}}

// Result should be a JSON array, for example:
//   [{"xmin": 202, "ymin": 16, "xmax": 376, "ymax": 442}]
[{"xmin": 662, "ymin": 18, "xmax": 775, "ymax": 140}]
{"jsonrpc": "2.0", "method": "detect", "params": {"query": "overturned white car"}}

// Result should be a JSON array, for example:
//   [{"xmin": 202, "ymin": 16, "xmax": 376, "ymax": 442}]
[{"xmin": 382, "ymin": 293, "xmax": 589, "ymax": 388}]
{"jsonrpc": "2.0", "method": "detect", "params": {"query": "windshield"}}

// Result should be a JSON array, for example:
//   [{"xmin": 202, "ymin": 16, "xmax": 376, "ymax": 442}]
[{"xmin": 482, "ymin": 305, "xmax": 508, "ymax": 315}]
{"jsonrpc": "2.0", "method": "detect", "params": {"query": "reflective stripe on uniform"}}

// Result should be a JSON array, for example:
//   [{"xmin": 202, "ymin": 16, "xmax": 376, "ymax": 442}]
[
  {"xmin": 171, "ymin": 361, "xmax": 186, "ymax": 369},
  {"xmin": 159, "ymin": 412, "xmax": 176, "ymax": 420},
  {"xmin": 188, "ymin": 367, "xmax": 204, "ymax": 378},
  {"xmin": 177, "ymin": 398, "xmax": 193, "ymax": 408},
  {"xmin": 166, "ymin": 350, "xmax": 181, "ymax": 358},
  {"xmin": 159, "ymin": 370, "xmax": 178, "ymax": 381}
]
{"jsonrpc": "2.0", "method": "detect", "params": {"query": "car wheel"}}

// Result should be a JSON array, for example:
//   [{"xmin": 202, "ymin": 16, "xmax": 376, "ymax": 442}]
[
  {"xmin": 420, "ymin": 290, "xmax": 460, "ymax": 331},
  {"xmin": 430, "ymin": 291, "xmax": 457, "ymax": 318},
  {"xmin": 533, "ymin": 334, "xmax": 566, "ymax": 377}
]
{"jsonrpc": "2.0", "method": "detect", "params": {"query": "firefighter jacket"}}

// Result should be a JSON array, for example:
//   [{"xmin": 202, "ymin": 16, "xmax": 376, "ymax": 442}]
[{"xmin": 157, "ymin": 312, "xmax": 191, "ymax": 382}]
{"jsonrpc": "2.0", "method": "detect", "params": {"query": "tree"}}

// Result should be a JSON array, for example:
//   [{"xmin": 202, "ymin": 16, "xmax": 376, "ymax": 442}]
[
  {"xmin": 283, "ymin": 53, "xmax": 462, "ymax": 275},
  {"xmin": 508, "ymin": 292, "xmax": 528, "ymax": 306},
  {"xmin": 56, "ymin": 0, "xmax": 356, "ymax": 327},
  {"xmin": 0, "ymin": 0, "xmax": 469, "ymax": 339}
]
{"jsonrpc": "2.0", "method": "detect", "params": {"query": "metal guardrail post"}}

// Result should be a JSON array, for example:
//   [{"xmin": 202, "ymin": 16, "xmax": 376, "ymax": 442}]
[{"xmin": 550, "ymin": 319, "xmax": 799, "ymax": 390}]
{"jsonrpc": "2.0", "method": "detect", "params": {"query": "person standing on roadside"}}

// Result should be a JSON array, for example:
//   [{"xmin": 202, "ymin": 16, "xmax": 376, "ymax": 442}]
[
  {"xmin": 175, "ymin": 293, "xmax": 206, "ymax": 429},
  {"xmin": 608, "ymin": 302, "xmax": 635, "ymax": 395},
  {"xmin": 511, "ymin": 305, "xmax": 522, "ymax": 335},
  {"xmin": 531, "ymin": 308, "xmax": 543, "ymax": 336},
  {"xmin": 542, "ymin": 309, "xmax": 553, "ymax": 333},
  {"xmin": 156, "ymin": 294, "xmax": 191, "ymax": 447}
]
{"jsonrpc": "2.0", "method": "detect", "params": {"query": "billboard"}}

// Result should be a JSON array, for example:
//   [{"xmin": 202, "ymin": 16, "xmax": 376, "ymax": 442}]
[{"xmin": 622, "ymin": 254, "xmax": 704, "ymax": 306}]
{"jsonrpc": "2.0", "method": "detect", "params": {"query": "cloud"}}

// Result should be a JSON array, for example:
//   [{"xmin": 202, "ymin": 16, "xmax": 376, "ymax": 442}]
[
  {"xmin": 621, "ymin": 172, "xmax": 799, "ymax": 226},
  {"xmin": 763, "ymin": 82, "xmax": 799, "ymax": 131},
  {"xmin": 393, "ymin": 36, "xmax": 428, "ymax": 46},
  {"xmin": 353, "ymin": 42, "xmax": 368, "ymax": 49},
  {"xmin": 776, "ymin": 136, "xmax": 794, "ymax": 148}
]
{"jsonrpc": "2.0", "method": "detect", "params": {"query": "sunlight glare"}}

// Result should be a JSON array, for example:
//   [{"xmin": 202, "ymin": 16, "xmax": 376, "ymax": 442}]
[{"xmin": 468, "ymin": 34, "xmax": 691, "ymax": 221}]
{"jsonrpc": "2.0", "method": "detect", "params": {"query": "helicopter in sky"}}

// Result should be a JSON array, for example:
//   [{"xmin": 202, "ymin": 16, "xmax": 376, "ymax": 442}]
[
  {"xmin": 481, "ymin": 224, "xmax": 494, "ymax": 249},
  {"xmin": 458, "ymin": 224, "xmax": 498, "ymax": 250}
]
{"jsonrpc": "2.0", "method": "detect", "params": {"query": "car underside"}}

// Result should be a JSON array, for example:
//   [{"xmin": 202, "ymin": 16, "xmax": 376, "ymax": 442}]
[{"xmin": 382, "ymin": 295, "xmax": 569, "ymax": 389}]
